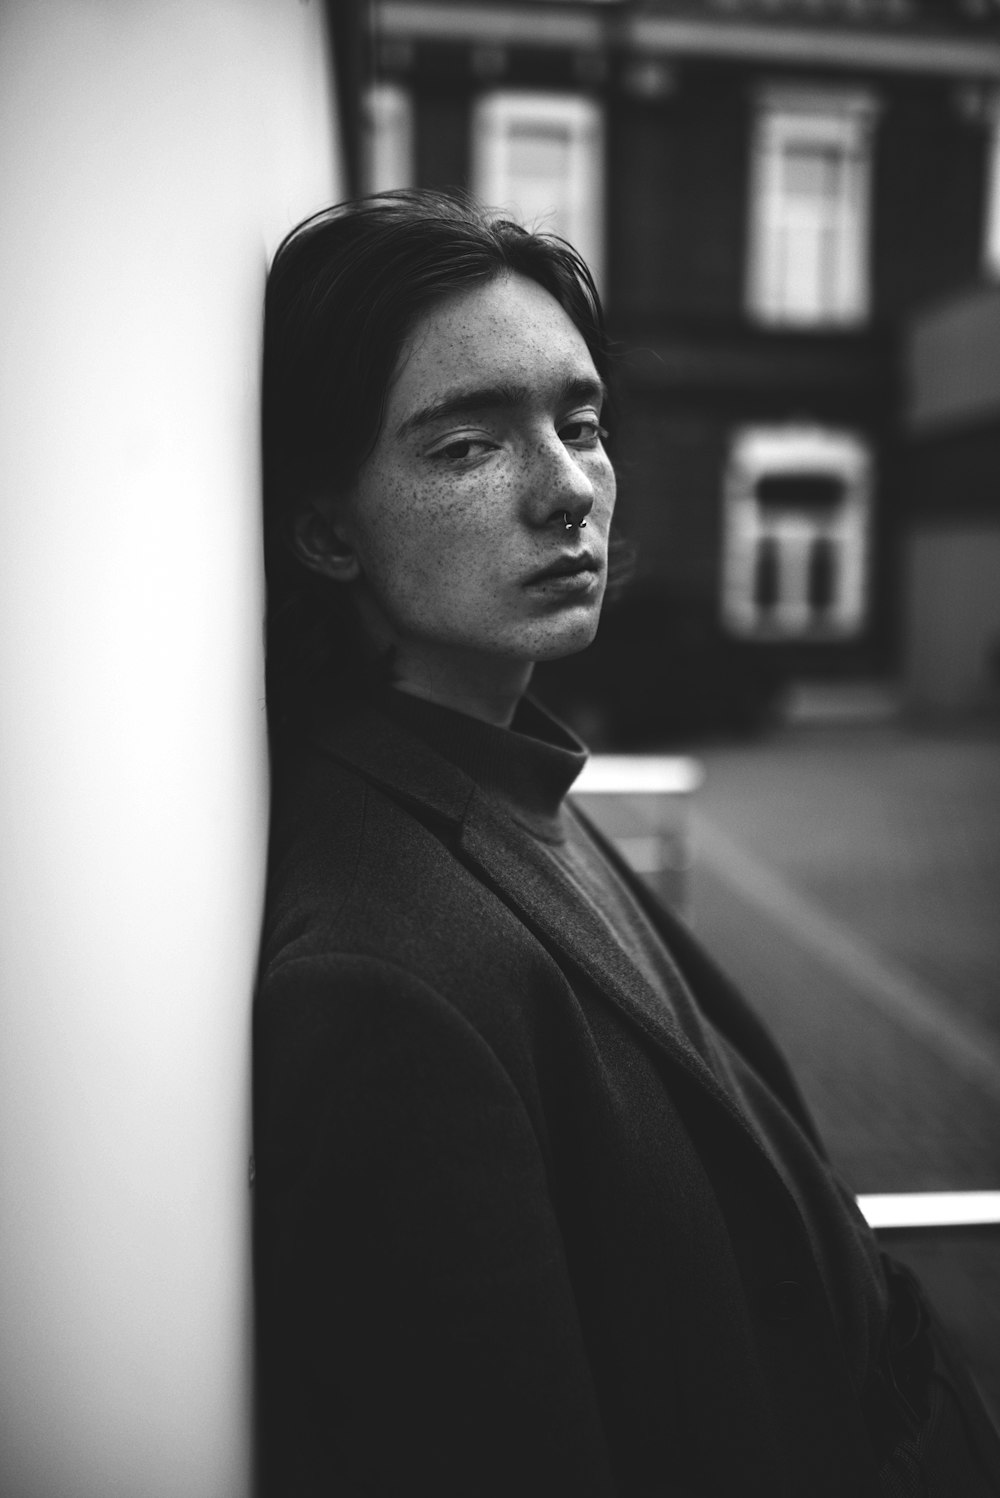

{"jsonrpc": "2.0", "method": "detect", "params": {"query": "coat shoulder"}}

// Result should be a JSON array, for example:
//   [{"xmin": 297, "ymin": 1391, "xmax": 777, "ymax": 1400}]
[{"xmin": 260, "ymin": 743, "xmax": 563, "ymax": 1040}]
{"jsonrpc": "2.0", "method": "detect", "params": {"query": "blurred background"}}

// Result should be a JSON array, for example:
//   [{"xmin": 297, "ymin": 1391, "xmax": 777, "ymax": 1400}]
[
  {"xmin": 347, "ymin": 0, "xmax": 1000, "ymax": 1422},
  {"xmin": 1, "ymin": 2, "xmax": 998, "ymax": 1491},
  {"xmin": 347, "ymin": 0, "xmax": 1000, "ymax": 743}
]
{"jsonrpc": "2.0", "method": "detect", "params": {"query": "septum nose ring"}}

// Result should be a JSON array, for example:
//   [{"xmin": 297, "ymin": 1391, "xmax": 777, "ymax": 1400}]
[{"xmin": 561, "ymin": 511, "xmax": 587, "ymax": 531}]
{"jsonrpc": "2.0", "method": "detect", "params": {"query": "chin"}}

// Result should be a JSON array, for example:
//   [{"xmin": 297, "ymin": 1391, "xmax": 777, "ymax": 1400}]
[{"xmin": 531, "ymin": 612, "xmax": 603, "ymax": 662}]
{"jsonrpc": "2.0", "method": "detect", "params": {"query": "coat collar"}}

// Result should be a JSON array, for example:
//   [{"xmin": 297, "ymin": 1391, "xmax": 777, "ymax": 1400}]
[
  {"xmin": 311, "ymin": 699, "xmax": 765, "ymax": 1148},
  {"xmin": 310, "ymin": 695, "xmax": 477, "ymax": 826}
]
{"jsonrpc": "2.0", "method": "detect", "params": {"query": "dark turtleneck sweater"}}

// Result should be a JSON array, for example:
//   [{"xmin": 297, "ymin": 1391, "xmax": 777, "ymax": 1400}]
[{"xmin": 379, "ymin": 685, "xmax": 889, "ymax": 1393}]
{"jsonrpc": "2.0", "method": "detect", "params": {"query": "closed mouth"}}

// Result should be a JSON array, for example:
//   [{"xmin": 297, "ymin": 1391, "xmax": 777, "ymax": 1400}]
[{"xmin": 529, "ymin": 552, "xmax": 601, "ymax": 584}]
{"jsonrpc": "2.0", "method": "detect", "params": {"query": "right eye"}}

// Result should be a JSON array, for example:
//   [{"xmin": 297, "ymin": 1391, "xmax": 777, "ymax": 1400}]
[{"xmin": 428, "ymin": 436, "xmax": 496, "ymax": 465}]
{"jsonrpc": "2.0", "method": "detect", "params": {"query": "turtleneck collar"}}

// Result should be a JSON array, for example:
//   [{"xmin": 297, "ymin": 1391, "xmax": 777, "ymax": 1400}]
[{"xmin": 377, "ymin": 688, "xmax": 588, "ymax": 841}]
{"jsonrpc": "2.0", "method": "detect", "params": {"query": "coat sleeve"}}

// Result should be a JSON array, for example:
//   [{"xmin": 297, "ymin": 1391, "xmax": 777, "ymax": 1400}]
[{"xmin": 253, "ymin": 951, "xmax": 620, "ymax": 1498}]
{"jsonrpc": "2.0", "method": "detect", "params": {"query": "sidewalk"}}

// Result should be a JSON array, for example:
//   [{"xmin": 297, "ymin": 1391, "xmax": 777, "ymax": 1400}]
[
  {"xmin": 683, "ymin": 718, "xmax": 1000, "ymax": 1423},
  {"xmin": 687, "ymin": 723, "xmax": 1000, "ymax": 1183},
  {"xmin": 690, "ymin": 721, "xmax": 1000, "ymax": 1049}
]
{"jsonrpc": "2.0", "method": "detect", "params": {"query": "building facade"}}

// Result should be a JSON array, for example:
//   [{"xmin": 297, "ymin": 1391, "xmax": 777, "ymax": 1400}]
[
  {"xmin": 898, "ymin": 277, "xmax": 1000, "ymax": 715},
  {"xmin": 359, "ymin": 0, "xmax": 1000, "ymax": 740}
]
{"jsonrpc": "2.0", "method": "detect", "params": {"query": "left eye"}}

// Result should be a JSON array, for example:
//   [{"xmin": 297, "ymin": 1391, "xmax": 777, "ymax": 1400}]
[{"xmin": 562, "ymin": 419, "xmax": 607, "ymax": 447}]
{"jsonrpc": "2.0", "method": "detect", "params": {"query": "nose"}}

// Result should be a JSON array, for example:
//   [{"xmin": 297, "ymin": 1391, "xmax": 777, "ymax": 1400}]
[{"xmin": 526, "ymin": 429, "xmax": 596, "ymax": 531}]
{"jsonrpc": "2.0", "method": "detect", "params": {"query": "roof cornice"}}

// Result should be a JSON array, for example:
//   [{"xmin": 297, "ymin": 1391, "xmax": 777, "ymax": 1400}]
[{"xmin": 375, "ymin": 2, "xmax": 1000, "ymax": 78}]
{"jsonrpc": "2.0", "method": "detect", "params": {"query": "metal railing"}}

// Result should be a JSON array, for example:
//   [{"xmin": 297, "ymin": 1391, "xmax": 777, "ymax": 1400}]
[{"xmin": 857, "ymin": 1192, "xmax": 1000, "ymax": 1231}]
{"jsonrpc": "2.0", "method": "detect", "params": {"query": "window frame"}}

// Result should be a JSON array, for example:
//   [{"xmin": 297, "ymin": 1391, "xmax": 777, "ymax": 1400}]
[
  {"xmin": 983, "ymin": 90, "xmax": 1000, "ymax": 278},
  {"xmin": 362, "ymin": 81, "xmax": 414, "ymax": 194},
  {"xmin": 721, "ymin": 424, "xmax": 873, "ymax": 641},
  {"xmin": 745, "ymin": 84, "xmax": 878, "ymax": 328},
  {"xmin": 472, "ymin": 90, "xmax": 605, "ymax": 290}
]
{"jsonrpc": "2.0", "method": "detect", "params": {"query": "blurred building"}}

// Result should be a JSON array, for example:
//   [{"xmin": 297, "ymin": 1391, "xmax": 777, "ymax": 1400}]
[
  {"xmin": 357, "ymin": 0, "xmax": 1000, "ymax": 740},
  {"xmin": 899, "ymin": 261, "xmax": 1000, "ymax": 717}
]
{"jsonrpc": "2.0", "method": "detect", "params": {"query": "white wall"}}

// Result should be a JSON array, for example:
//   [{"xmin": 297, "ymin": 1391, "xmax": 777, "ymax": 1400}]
[
  {"xmin": 0, "ymin": 3, "xmax": 342, "ymax": 1493},
  {"xmin": 904, "ymin": 283, "xmax": 1000, "ymax": 434},
  {"xmin": 904, "ymin": 525, "xmax": 1000, "ymax": 714}
]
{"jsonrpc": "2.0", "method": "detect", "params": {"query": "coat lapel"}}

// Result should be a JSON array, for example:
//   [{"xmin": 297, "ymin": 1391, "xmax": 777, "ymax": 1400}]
[
  {"xmin": 457, "ymin": 792, "xmax": 767, "ymax": 1147},
  {"xmin": 313, "ymin": 702, "xmax": 780, "ymax": 1163}
]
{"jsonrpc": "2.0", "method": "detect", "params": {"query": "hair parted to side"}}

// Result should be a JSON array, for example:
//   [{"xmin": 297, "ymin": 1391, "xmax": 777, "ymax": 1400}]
[{"xmin": 262, "ymin": 187, "xmax": 622, "ymax": 739}]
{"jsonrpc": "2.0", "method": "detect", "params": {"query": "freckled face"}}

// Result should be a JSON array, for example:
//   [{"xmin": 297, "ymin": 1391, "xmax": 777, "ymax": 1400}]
[{"xmin": 337, "ymin": 273, "xmax": 616, "ymax": 705}]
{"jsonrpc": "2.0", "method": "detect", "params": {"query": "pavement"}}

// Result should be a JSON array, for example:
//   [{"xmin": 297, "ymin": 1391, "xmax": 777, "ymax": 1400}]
[
  {"xmin": 682, "ymin": 717, "xmax": 1000, "ymax": 1424},
  {"xmin": 577, "ymin": 712, "xmax": 1000, "ymax": 1422},
  {"xmin": 686, "ymin": 720, "xmax": 1000, "ymax": 1190}
]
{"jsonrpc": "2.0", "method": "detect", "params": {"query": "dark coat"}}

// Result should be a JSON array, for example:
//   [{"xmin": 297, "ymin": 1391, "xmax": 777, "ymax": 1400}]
[{"xmin": 253, "ymin": 701, "xmax": 890, "ymax": 1497}]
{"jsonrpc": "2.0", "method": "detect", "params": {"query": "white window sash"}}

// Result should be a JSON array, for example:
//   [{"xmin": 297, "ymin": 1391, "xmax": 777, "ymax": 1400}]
[
  {"xmin": 721, "ymin": 426, "xmax": 872, "ymax": 640},
  {"xmin": 363, "ymin": 83, "xmax": 414, "ymax": 194},
  {"xmin": 984, "ymin": 92, "xmax": 1000, "ymax": 277},
  {"xmin": 472, "ymin": 91, "xmax": 605, "ymax": 289},
  {"xmin": 747, "ymin": 87, "xmax": 876, "ymax": 326}
]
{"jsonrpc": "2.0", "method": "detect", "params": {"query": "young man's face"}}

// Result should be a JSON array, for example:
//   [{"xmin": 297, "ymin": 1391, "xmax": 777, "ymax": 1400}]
[{"xmin": 333, "ymin": 272, "xmax": 616, "ymax": 719}]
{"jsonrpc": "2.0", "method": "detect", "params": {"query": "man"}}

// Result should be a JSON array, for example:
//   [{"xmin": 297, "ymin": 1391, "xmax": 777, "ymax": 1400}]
[{"xmin": 254, "ymin": 189, "xmax": 1000, "ymax": 1495}]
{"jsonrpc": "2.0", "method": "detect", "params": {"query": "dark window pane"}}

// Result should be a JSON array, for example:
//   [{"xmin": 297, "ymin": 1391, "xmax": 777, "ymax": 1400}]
[
  {"xmin": 757, "ymin": 473, "xmax": 843, "ymax": 512},
  {"xmin": 754, "ymin": 537, "xmax": 781, "ymax": 613},
  {"xmin": 808, "ymin": 535, "xmax": 838, "ymax": 614}
]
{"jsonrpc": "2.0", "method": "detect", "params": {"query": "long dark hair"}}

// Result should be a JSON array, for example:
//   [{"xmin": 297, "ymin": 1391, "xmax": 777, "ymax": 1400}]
[{"xmin": 262, "ymin": 188, "xmax": 617, "ymax": 740}]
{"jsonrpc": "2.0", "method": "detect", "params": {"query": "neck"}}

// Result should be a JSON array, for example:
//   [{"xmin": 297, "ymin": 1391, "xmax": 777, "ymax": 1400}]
[
  {"xmin": 390, "ymin": 659, "xmax": 534, "ymax": 728},
  {"xmin": 349, "ymin": 588, "xmax": 534, "ymax": 728}
]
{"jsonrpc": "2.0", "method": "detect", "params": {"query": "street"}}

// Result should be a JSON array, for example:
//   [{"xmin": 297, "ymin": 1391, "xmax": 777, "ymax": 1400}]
[
  {"xmin": 685, "ymin": 720, "xmax": 1000, "ymax": 1422},
  {"xmin": 687, "ymin": 722, "xmax": 1000, "ymax": 1191}
]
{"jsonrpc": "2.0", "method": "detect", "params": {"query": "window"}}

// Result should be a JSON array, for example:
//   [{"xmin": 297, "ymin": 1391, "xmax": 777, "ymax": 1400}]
[
  {"xmin": 746, "ymin": 86, "xmax": 877, "ymax": 326},
  {"xmin": 362, "ymin": 83, "xmax": 414, "ymax": 194},
  {"xmin": 472, "ymin": 92, "xmax": 604, "ymax": 288},
  {"xmin": 721, "ymin": 426, "xmax": 872, "ymax": 639},
  {"xmin": 984, "ymin": 92, "xmax": 1000, "ymax": 277}
]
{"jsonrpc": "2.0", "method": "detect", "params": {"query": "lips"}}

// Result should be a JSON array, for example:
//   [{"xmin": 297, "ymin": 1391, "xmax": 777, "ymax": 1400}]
[{"xmin": 530, "ymin": 551, "xmax": 601, "ymax": 584}]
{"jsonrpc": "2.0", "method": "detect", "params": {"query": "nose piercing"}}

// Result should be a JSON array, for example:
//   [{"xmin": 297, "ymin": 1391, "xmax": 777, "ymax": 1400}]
[{"xmin": 561, "ymin": 512, "xmax": 587, "ymax": 531}]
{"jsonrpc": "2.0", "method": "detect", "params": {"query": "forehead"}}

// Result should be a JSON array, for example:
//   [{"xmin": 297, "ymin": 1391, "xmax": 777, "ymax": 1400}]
[{"xmin": 387, "ymin": 273, "xmax": 599, "ymax": 419}]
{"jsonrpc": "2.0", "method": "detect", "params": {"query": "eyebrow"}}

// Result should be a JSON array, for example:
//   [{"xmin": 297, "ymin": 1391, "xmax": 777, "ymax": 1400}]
[{"xmin": 394, "ymin": 375, "xmax": 608, "ymax": 440}]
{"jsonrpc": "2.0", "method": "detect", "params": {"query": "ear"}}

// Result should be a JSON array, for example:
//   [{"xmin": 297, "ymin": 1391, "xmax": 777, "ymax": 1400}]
[{"xmin": 291, "ymin": 501, "xmax": 361, "ymax": 583}]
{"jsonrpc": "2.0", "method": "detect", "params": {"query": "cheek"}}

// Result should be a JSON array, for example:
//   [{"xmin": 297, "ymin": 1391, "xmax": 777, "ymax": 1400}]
[
  {"xmin": 357, "ymin": 466, "xmax": 508, "ymax": 574},
  {"xmin": 349, "ymin": 472, "xmax": 419, "ymax": 575},
  {"xmin": 353, "ymin": 492, "xmax": 481, "ymax": 624}
]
